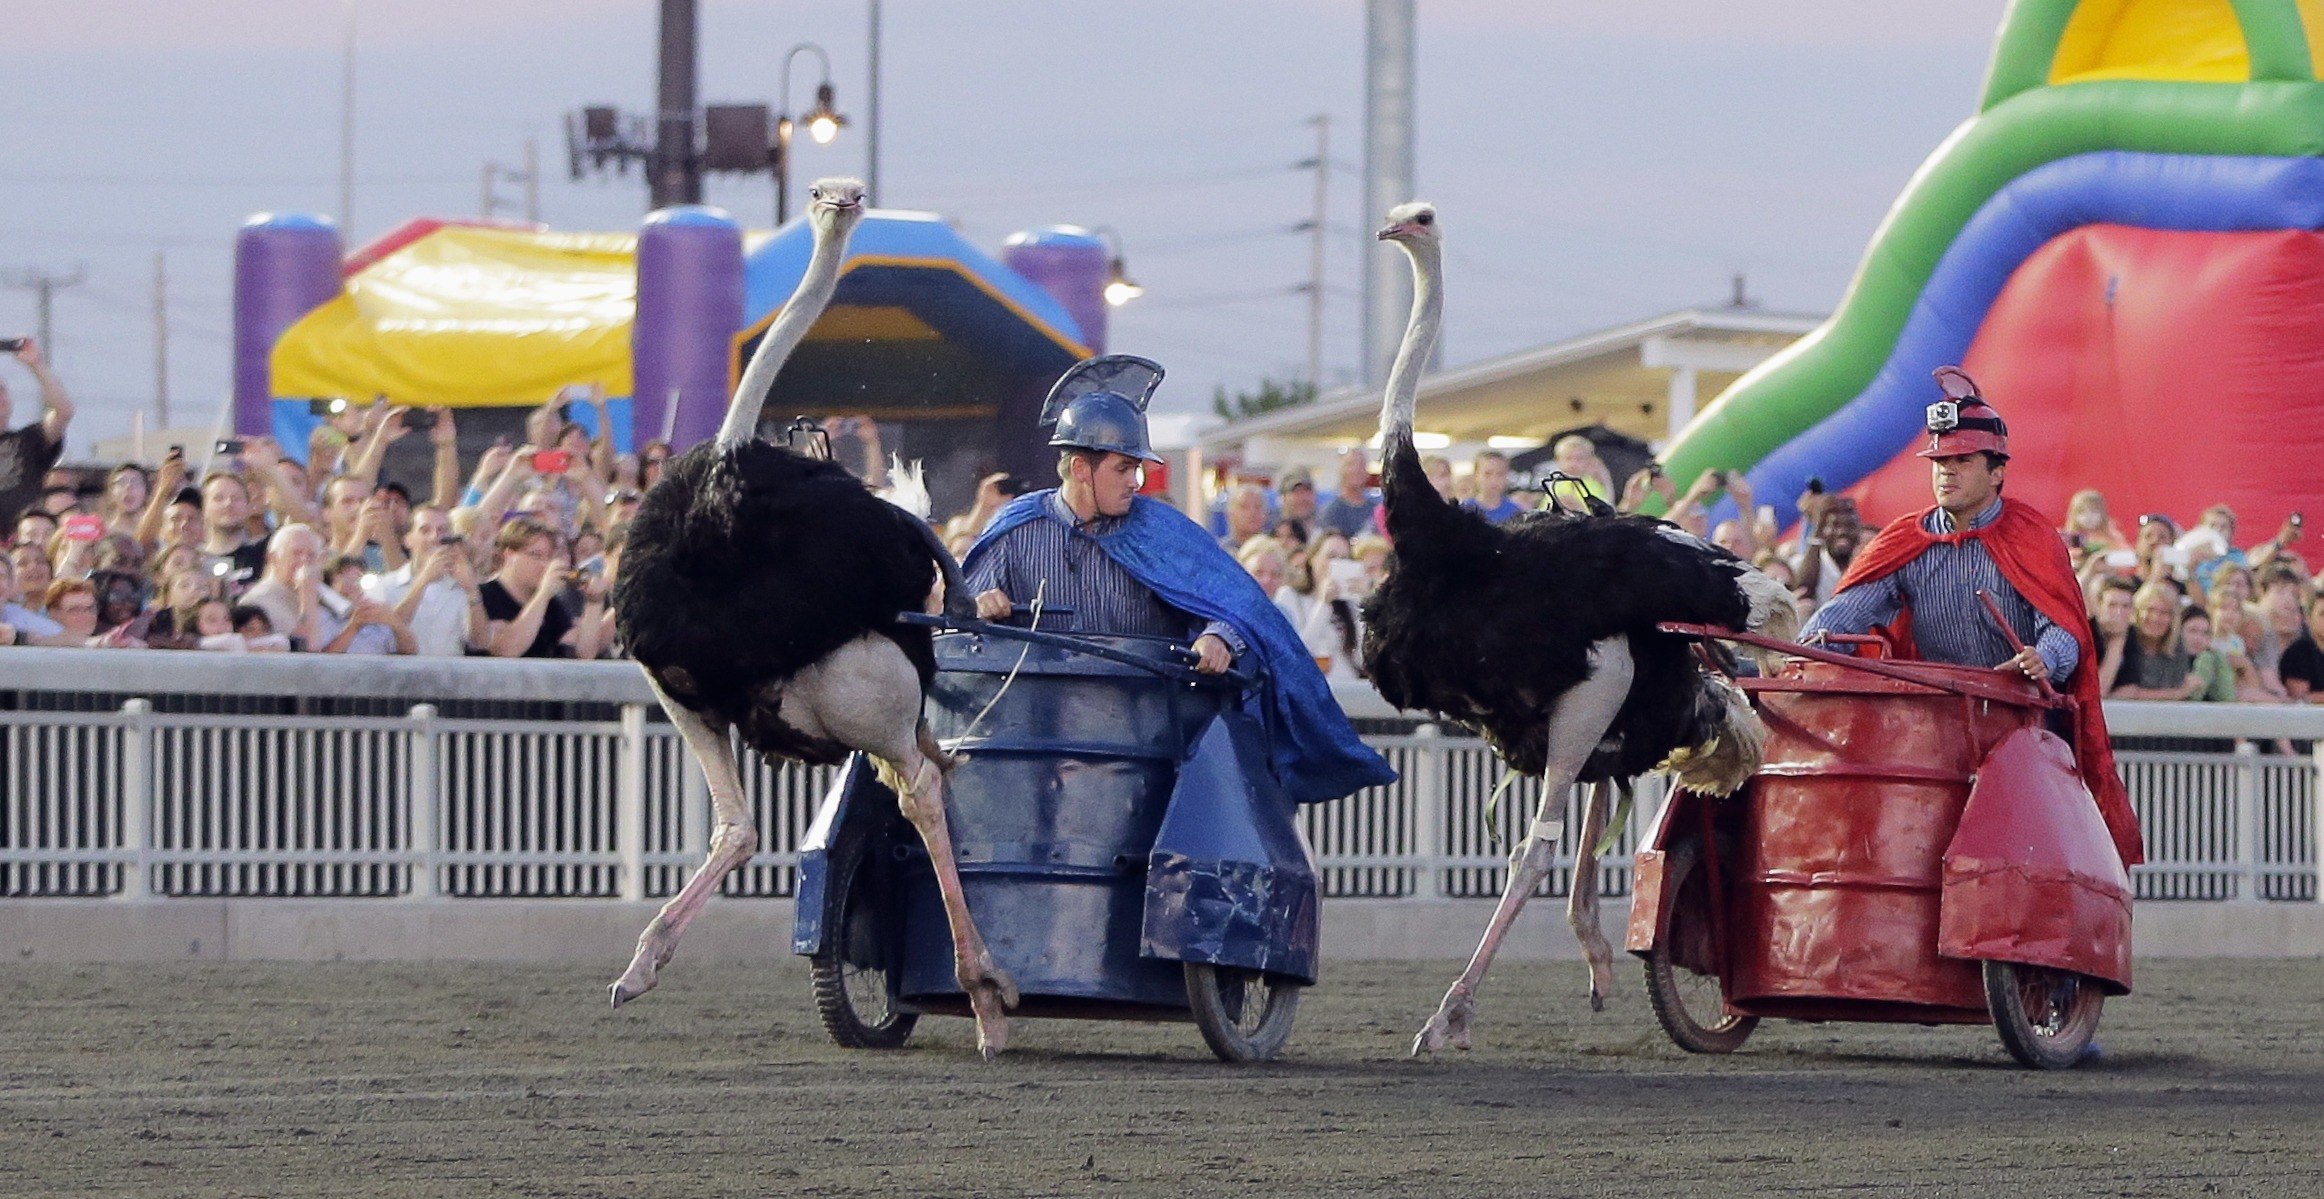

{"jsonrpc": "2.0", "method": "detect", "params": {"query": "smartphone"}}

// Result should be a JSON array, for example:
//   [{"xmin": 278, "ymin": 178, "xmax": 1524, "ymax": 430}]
[
  {"xmin": 577, "ymin": 556, "xmax": 605, "ymax": 579},
  {"xmin": 1645, "ymin": 462, "xmax": 1665, "ymax": 479},
  {"xmin": 305, "ymin": 397, "xmax": 351, "ymax": 417},
  {"xmin": 440, "ymin": 533, "xmax": 464, "ymax": 547},
  {"xmin": 399, "ymin": 408, "xmax": 437, "ymax": 433},
  {"xmin": 2293, "ymin": 512, "xmax": 2306, "ymax": 531},
  {"xmin": 996, "ymin": 474, "xmax": 1031, "ymax": 498},
  {"xmin": 0, "ymin": 337, "xmax": 25, "ymax": 353},
  {"xmin": 167, "ymin": 444, "xmax": 184, "ymax": 458},
  {"xmin": 1708, "ymin": 469, "xmax": 1727, "ymax": 488},
  {"xmin": 2104, "ymin": 549, "xmax": 2138, "ymax": 569},
  {"xmin": 62, "ymin": 514, "xmax": 104, "ymax": 543},
  {"xmin": 214, "ymin": 437, "xmax": 245, "ymax": 457},
  {"xmin": 1806, "ymin": 476, "xmax": 1825, "ymax": 495},
  {"xmin": 1327, "ymin": 558, "xmax": 1365, "ymax": 586},
  {"xmin": 531, "ymin": 449, "xmax": 571, "ymax": 474}
]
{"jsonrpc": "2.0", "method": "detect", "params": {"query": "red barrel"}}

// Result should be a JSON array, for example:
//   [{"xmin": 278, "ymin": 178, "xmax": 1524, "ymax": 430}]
[{"xmin": 1729, "ymin": 658, "xmax": 2043, "ymax": 1023}]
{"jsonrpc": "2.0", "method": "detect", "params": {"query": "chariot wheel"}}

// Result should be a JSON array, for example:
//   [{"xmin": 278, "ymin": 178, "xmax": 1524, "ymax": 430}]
[
  {"xmin": 1984, "ymin": 960, "xmax": 2103, "ymax": 1070},
  {"xmin": 1642, "ymin": 841, "xmax": 1758, "ymax": 1054},
  {"xmin": 809, "ymin": 829, "xmax": 918, "ymax": 1050},
  {"xmin": 1183, "ymin": 963, "xmax": 1301, "ymax": 1063}
]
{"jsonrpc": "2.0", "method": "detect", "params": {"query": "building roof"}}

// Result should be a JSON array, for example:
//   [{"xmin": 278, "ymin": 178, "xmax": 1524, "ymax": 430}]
[{"xmin": 1199, "ymin": 306, "xmax": 1821, "ymax": 453}]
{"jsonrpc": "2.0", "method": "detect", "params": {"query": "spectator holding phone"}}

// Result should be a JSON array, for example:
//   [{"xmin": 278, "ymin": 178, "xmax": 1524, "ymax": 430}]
[
  {"xmin": 312, "ymin": 552, "xmax": 412, "ymax": 655},
  {"xmin": 0, "ymin": 337, "xmax": 74, "ymax": 529},
  {"xmin": 367, "ymin": 503, "xmax": 486, "ymax": 656},
  {"xmin": 482, "ymin": 517, "xmax": 605, "ymax": 658}
]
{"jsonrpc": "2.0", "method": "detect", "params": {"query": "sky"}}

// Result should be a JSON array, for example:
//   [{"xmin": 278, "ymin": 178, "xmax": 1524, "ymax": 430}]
[{"xmin": 0, "ymin": 0, "xmax": 2013, "ymax": 452}]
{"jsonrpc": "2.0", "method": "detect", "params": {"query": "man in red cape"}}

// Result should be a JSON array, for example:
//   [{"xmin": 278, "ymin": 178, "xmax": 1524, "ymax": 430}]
[{"xmin": 1802, "ymin": 367, "xmax": 2143, "ymax": 868}]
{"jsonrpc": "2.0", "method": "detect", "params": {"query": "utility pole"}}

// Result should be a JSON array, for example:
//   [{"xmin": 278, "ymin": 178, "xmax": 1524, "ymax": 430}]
[
  {"xmin": 153, "ymin": 251, "xmax": 170, "ymax": 428},
  {"xmin": 650, "ymin": 0, "xmax": 702, "ymax": 208},
  {"xmin": 3, "ymin": 266, "xmax": 86, "ymax": 359},
  {"xmin": 866, "ymin": 0, "xmax": 883, "ymax": 206},
  {"xmin": 483, "ymin": 137, "xmax": 542, "ymax": 222},
  {"xmin": 1361, "ymin": 0, "xmax": 1416, "ymax": 387},
  {"xmin": 1300, "ymin": 114, "xmax": 1331, "ymax": 391},
  {"xmin": 340, "ymin": 1, "xmax": 357, "ymax": 236}
]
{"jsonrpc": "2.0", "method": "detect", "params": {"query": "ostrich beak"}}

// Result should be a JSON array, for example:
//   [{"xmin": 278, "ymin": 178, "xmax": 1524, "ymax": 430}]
[{"xmin": 1376, "ymin": 223, "xmax": 1404, "ymax": 241}]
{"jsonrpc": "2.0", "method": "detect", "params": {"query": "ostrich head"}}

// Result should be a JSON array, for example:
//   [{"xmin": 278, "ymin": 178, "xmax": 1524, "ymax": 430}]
[
  {"xmin": 1377, "ymin": 201, "xmax": 1440, "ymax": 247},
  {"xmin": 806, "ymin": 176, "xmax": 868, "ymax": 236}
]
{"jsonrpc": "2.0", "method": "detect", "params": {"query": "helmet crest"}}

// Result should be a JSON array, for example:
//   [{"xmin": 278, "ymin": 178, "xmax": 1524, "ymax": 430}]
[{"xmin": 1043, "ymin": 354, "xmax": 1166, "ymax": 463}]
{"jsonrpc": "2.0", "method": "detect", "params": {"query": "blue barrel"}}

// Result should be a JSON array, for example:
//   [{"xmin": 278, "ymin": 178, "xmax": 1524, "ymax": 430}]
[{"xmin": 895, "ymin": 631, "xmax": 1233, "ymax": 1011}]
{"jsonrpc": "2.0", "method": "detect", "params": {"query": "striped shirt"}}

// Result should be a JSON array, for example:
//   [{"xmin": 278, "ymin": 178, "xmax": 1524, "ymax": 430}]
[
  {"xmin": 1803, "ymin": 498, "xmax": 2081, "ymax": 682},
  {"xmin": 965, "ymin": 492, "xmax": 1244, "ymax": 652}
]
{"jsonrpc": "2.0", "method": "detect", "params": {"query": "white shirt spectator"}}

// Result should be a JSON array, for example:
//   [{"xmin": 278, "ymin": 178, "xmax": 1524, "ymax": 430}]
[{"xmin": 365, "ymin": 565, "xmax": 471, "ymax": 657}]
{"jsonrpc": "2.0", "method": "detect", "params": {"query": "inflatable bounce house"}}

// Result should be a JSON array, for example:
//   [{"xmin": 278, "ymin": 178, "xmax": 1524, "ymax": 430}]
[
  {"xmin": 232, "ymin": 206, "xmax": 1107, "ymax": 512},
  {"xmin": 1664, "ymin": 0, "xmax": 2324, "ymax": 535}
]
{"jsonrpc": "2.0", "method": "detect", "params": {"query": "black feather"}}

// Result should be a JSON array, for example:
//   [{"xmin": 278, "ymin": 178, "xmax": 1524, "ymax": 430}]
[
  {"xmin": 614, "ymin": 439, "xmax": 940, "ymax": 763},
  {"xmin": 1361, "ymin": 430, "xmax": 1756, "ymax": 781}
]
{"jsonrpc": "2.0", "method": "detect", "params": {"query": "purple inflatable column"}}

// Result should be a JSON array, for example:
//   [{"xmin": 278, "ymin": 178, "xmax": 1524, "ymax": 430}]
[
  {"xmin": 1001, "ymin": 226, "xmax": 1108, "ymax": 353},
  {"xmin": 233, "ymin": 213, "xmax": 345, "ymax": 437},
  {"xmin": 634, "ymin": 205, "xmax": 744, "ymax": 451}
]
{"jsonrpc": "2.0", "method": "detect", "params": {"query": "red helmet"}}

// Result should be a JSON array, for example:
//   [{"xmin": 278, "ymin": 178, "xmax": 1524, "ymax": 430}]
[{"xmin": 1916, "ymin": 364, "xmax": 2009, "ymax": 459}]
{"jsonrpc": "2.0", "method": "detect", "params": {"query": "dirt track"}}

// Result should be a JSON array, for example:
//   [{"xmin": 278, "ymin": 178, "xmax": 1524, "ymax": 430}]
[{"xmin": 2, "ymin": 956, "xmax": 2318, "ymax": 1197}]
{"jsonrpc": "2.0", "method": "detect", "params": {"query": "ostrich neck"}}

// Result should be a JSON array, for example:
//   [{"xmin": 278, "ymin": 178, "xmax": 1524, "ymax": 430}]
[
  {"xmin": 717, "ymin": 221, "xmax": 852, "ymax": 448},
  {"xmin": 1376, "ymin": 240, "xmax": 1442, "ymax": 453}
]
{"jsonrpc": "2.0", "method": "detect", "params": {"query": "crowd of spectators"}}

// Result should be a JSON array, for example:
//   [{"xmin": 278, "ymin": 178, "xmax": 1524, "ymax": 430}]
[
  {"xmin": 1203, "ymin": 435, "xmax": 2324, "ymax": 706},
  {"xmin": 7, "ymin": 327, "xmax": 2320, "ymax": 705},
  {"xmin": 1, "ymin": 340, "xmax": 643, "ymax": 660}
]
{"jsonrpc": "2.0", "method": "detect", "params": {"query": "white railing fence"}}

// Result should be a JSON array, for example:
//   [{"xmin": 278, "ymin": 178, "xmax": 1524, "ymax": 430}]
[{"xmin": 1, "ymin": 649, "xmax": 2318, "ymax": 904}]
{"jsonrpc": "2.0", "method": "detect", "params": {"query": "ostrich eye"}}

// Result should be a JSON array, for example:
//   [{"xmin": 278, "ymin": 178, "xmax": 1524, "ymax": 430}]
[{"xmin": 1416, "ymin": 211, "xmax": 1434, "ymax": 225}]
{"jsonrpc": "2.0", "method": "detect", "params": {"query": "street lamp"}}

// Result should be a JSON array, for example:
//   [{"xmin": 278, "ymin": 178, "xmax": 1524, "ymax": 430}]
[
  {"xmin": 1092, "ymin": 227, "xmax": 1144, "ymax": 307},
  {"xmin": 775, "ymin": 43, "xmax": 848, "ymax": 224}
]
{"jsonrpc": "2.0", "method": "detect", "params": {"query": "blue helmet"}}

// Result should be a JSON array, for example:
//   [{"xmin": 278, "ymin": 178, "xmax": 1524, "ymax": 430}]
[{"xmin": 1043, "ymin": 354, "xmax": 1166, "ymax": 464}]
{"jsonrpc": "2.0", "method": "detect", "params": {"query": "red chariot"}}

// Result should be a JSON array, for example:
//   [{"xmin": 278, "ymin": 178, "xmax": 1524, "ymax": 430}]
[{"xmin": 1626, "ymin": 622, "xmax": 2134, "ymax": 1069}]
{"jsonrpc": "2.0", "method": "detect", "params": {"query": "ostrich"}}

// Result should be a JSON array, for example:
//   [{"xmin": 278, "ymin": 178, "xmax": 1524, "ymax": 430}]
[
  {"xmin": 1359, "ymin": 202, "xmax": 1797, "ymax": 1056},
  {"xmin": 609, "ymin": 177, "xmax": 1019, "ymax": 1058}
]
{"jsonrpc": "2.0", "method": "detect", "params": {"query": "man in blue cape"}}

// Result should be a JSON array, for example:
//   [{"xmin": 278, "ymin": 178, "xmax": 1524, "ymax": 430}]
[{"xmin": 962, "ymin": 354, "xmax": 1394, "ymax": 805}]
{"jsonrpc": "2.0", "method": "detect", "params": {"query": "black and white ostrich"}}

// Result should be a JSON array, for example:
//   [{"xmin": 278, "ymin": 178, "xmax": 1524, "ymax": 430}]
[
  {"xmin": 1358, "ymin": 202, "xmax": 1796, "ymax": 1056},
  {"xmin": 610, "ymin": 178, "xmax": 1019, "ymax": 1058}
]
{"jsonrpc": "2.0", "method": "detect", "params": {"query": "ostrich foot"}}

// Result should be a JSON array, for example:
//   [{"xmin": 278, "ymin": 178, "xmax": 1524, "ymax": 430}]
[
  {"xmin": 1410, "ymin": 984, "xmax": 1476, "ymax": 1057},
  {"xmin": 609, "ymin": 920, "xmax": 676, "ymax": 1008},
  {"xmin": 958, "ymin": 950, "xmax": 1020, "ymax": 1061}
]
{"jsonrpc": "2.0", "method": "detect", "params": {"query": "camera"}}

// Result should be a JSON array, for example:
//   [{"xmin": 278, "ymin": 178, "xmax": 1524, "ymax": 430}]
[
  {"xmin": 214, "ymin": 437, "xmax": 245, "ymax": 457},
  {"xmin": 1806, "ymin": 476, "xmax": 1825, "ymax": 495},
  {"xmin": 399, "ymin": 408, "xmax": 437, "ymax": 433},
  {"xmin": 0, "ymin": 336, "xmax": 25, "ymax": 353}
]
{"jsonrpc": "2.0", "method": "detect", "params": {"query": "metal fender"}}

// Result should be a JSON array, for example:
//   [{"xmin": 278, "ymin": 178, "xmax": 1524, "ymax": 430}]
[
  {"xmin": 1625, "ymin": 786, "xmax": 1712, "ymax": 956},
  {"xmin": 1140, "ymin": 712, "xmax": 1321, "ymax": 983},
  {"xmin": 1939, "ymin": 727, "xmax": 2134, "ymax": 994},
  {"xmin": 790, "ymin": 756, "xmax": 885, "ymax": 957}
]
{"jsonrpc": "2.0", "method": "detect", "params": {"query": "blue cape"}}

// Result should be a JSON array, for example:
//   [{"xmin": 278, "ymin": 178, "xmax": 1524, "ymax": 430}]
[{"xmin": 965, "ymin": 491, "xmax": 1396, "ymax": 804}]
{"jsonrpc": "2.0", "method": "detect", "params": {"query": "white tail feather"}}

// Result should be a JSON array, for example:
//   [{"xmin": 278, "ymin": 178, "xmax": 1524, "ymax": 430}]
[
  {"xmin": 881, "ymin": 454, "xmax": 931, "ymax": 519},
  {"xmin": 1734, "ymin": 563, "xmax": 1800, "ymax": 675}
]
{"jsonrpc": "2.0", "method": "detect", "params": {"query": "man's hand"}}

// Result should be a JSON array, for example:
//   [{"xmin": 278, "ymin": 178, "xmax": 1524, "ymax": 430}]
[
  {"xmin": 1191, "ymin": 633, "xmax": 1232, "ymax": 675},
  {"xmin": 352, "ymin": 598, "xmax": 393, "ymax": 627},
  {"xmin": 11, "ymin": 337, "xmax": 40, "ymax": 369},
  {"xmin": 156, "ymin": 446, "xmax": 188, "ymax": 493},
  {"xmin": 974, "ymin": 588, "xmax": 1013, "ymax": 621},
  {"xmin": 1999, "ymin": 645, "xmax": 2048, "ymax": 682}
]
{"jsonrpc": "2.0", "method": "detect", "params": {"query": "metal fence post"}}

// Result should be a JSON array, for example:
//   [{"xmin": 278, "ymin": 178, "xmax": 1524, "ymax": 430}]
[
  {"xmin": 2313, "ymin": 740, "xmax": 2324, "ymax": 905},
  {"xmin": 2231, "ymin": 740, "xmax": 2262, "ymax": 903},
  {"xmin": 1413, "ymin": 723, "xmax": 1445, "ymax": 899},
  {"xmin": 406, "ymin": 704, "xmax": 439, "ymax": 900},
  {"xmin": 618, "ymin": 703, "xmax": 647, "ymax": 902},
  {"xmin": 117, "ymin": 699, "xmax": 152, "ymax": 901}
]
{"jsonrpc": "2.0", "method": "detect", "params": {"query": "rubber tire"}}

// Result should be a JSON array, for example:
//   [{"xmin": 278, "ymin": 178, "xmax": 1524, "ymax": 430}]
[
  {"xmin": 1643, "ymin": 841, "xmax": 1759, "ymax": 1055},
  {"xmin": 808, "ymin": 828, "xmax": 918, "ymax": 1050},
  {"xmin": 1984, "ymin": 960, "xmax": 2103, "ymax": 1070},
  {"xmin": 1184, "ymin": 963, "xmax": 1301, "ymax": 1063}
]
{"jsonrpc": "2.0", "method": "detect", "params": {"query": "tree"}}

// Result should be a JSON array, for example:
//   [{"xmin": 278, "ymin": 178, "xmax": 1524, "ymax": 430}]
[{"xmin": 1212, "ymin": 377, "xmax": 1318, "ymax": 424}]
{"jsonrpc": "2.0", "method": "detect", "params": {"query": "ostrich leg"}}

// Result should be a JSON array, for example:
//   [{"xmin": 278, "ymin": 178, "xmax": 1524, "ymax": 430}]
[
  {"xmin": 611, "ymin": 679, "xmax": 757, "ymax": 1007},
  {"xmin": 1412, "ymin": 635, "xmax": 1635, "ymax": 1056},
  {"xmin": 1566, "ymin": 779, "xmax": 1619, "ymax": 1011},
  {"xmin": 880, "ymin": 738, "xmax": 1020, "ymax": 1061}
]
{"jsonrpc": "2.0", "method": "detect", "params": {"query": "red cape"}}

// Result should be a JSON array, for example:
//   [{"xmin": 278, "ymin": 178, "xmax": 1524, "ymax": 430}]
[{"xmin": 1834, "ymin": 498, "xmax": 2144, "ymax": 867}]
